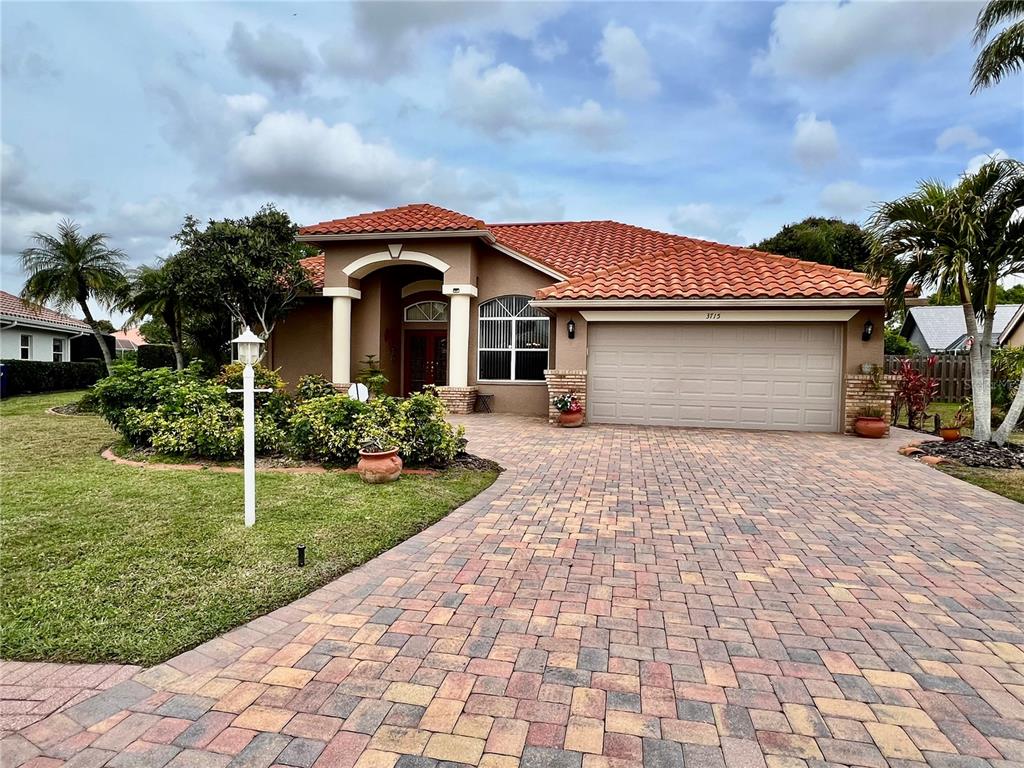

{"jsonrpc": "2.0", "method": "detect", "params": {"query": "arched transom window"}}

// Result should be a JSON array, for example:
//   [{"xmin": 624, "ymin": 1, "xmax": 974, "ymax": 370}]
[
  {"xmin": 404, "ymin": 301, "xmax": 448, "ymax": 323},
  {"xmin": 478, "ymin": 295, "xmax": 549, "ymax": 381}
]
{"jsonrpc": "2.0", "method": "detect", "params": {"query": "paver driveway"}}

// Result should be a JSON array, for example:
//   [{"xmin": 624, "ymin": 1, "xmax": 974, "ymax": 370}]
[{"xmin": 3, "ymin": 417, "xmax": 1023, "ymax": 768}]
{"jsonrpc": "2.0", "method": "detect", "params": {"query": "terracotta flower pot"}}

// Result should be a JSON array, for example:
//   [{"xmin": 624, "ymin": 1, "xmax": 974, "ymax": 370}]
[
  {"xmin": 853, "ymin": 416, "xmax": 887, "ymax": 439},
  {"xmin": 357, "ymin": 448, "xmax": 403, "ymax": 483},
  {"xmin": 939, "ymin": 427, "xmax": 961, "ymax": 442},
  {"xmin": 558, "ymin": 410, "xmax": 585, "ymax": 428}
]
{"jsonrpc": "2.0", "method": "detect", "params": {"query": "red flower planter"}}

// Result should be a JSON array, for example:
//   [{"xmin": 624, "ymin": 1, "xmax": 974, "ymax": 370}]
[{"xmin": 558, "ymin": 411, "xmax": 585, "ymax": 428}]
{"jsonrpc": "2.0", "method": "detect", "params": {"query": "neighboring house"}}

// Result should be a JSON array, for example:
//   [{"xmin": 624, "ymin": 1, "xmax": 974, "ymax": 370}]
[
  {"xmin": 113, "ymin": 327, "xmax": 148, "ymax": 357},
  {"xmin": 900, "ymin": 304, "xmax": 1022, "ymax": 352},
  {"xmin": 998, "ymin": 304, "xmax": 1024, "ymax": 348},
  {"xmin": 0, "ymin": 290, "xmax": 92, "ymax": 363},
  {"xmin": 269, "ymin": 203, "xmax": 889, "ymax": 434}
]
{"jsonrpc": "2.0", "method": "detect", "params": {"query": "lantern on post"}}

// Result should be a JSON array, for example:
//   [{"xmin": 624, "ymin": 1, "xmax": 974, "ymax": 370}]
[{"xmin": 228, "ymin": 327, "xmax": 268, "ymax": 527}]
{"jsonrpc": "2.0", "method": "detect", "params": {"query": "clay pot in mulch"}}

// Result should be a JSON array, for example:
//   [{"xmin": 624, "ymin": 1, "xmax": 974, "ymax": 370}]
[
  {"xmin": 558, "ymin": 411, "xmax": 585, "ymax": 428},
  {"xmin": 357, "ymin": 448, "xmax": 403, "ymax": 483},
  {"xmin": 939, "ymin": 427, "xmax": 962, "ymax": 442},
  {"xmin": 853, "ymin": 416, "xmax": 887, "ymax": 439}
]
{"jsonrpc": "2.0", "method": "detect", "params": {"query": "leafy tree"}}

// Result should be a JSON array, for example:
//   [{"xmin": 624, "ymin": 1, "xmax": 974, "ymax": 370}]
[
  {"xmin": 972, "ymin": 0, "xmax": 1024, "ymax": 92},
  {"xmin": 866, "ymin": 158, "xmax": 1024, "ymax": 444},
  {"xmin": 752, "ymin": 217, "xmax": 872, "ymax": 271},
  {"xmin": 884, "ymin": 326, "xmax": 919, "ymax": 356},
  {"xmin": 122, "ymin": 263, "xmax": 186, "ymax": 369},
  {"xmin": 169, "ymin": 205, "xmax": 315, "ymax": 356},
  {"xmin": 19, "ymin": 219, "xmax": 127, "ymax": 374},
  {"xmin": 138, "ymin": 318, "xmax": 171, "ymax": 345},
  {"xmin": 928, "ymin": 282, "xmax": 1024, "ymax": 305},
  {"xmin": 94, "ymin": 319, "xmax": 116, "ymax": 334}
]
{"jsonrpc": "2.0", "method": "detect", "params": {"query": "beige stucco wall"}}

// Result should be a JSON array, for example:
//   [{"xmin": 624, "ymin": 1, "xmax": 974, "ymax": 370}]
[
  {"xmin": 321, "ymin": 239, "xmax": 475, "ymax": 289},
  {"xmin": 1003, "ymin": 322, "xmax": 1024, "ymax": 347},
  {"xmin": 267, "ymin": 299, "xmax": 332, "ymax": 387}
]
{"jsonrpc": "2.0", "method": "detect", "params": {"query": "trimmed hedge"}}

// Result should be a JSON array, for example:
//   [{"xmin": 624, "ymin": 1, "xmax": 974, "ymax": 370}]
[
  {"xmin": 137, "ymin": 344, "xmax": 181, "ymax": 369},
  {"xmin": 1, "ymin": 359, "xmax": 106, "ymax": 397}
]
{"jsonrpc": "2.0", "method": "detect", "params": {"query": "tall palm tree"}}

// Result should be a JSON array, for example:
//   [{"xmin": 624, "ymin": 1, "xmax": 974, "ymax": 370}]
[
  {"xmin": 122, "ymin": 262, "xmax": 186, "ymax": 370},
  {"xmin": 866, "ymin": 158, "xmax": 1024, "ymax": 444},
  {"xmin": 972, "ymin": 0, "xmax": 1024, "ymax": 91},
  {"xmin": 19, "ymin": 219, "xmax": 127, "ymax": 374}
]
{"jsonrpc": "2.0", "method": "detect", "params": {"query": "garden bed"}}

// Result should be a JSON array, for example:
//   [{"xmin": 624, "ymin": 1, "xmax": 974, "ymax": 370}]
[{"xmin": 916, "ymin": 437, "xmax": 1024, "ymax": 469}]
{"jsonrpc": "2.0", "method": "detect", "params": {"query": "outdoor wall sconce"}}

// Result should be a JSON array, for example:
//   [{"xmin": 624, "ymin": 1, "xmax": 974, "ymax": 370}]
[
  {"xmin": 862, "ymin": 319, "xmax": 874, "ymax": 342},
  {"xmin": 567, "ymin": 319, "xmax": 576, "ymax": 339}
]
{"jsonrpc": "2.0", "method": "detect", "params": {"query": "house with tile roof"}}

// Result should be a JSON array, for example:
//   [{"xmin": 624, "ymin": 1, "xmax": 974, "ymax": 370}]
[
  {"xmin": 0, "ymin": 290, "xmax": 93, "ymax": 363},
  {"xmin": 270, "ymin": 203, "xmax": 891, "ymax": 434},
  {"xmin": 900, "ymin": 304, "xmax": 1022, "ymax": 352}
]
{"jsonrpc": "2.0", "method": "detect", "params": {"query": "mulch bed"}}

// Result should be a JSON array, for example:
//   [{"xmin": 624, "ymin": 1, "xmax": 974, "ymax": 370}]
[
  {"xmin": 48, "ymin": 403, "xmax": 97, "ymax": 416},
  {"xmin": 917, "ymin": 438, "xmax": 1024, "ymax": 469}
]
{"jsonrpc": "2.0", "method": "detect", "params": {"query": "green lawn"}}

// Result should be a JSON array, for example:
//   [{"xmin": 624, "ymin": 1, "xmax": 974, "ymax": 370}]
[
  {"xmin": 895, "ymin": 400, "xmax": 1024, "ymax": 444},
  {"xmin": 939, "ymin": 465, "xmax": 1024, "ymax": 504},
  {"xmin": 0, "ymin": 392, "xmax": 498, "ymax": 665}
]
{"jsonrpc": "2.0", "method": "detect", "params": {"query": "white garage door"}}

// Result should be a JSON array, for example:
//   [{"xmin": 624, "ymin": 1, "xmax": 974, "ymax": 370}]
[{"xmin": 587, "ymin": 322, "xmax": 842, "ymax": 432}]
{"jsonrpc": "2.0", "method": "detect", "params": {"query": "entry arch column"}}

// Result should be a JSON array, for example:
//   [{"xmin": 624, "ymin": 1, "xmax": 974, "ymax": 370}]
[{"xmin": 325, "ymin": 287, "xmax": 361, "ymax": 387}]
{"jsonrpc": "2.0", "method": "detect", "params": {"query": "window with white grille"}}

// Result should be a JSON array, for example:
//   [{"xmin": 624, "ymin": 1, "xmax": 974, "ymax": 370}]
[
  {"xmin": 404, "ymin": 301, "xmax": 448, "ymax": 322},
  {"xmin": 478, "ymin": 296, "xmax": 549, "ymax": 381},
  {"xmin": 20, "ymin": 334, "xmax": 32, "ymax": 360},
  {"xmin": 52, "ymin": 338, "xmax": 64, "ymax": 362}
]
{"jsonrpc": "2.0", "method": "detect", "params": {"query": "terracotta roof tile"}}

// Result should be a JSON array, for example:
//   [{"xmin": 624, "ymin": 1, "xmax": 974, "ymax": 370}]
[
  {"xmin": 296, "ymin": 206, "xmax": 883, "ymax": 300},
  {"xmin": 0, "ymin": 291, "xmax": 92, "ymax": 330},
  {"xmin": 299, "ymin": 203, "xmax": 486, "ymax": 236},
  {"xmin": 536, "ymin": 240, "xmax": 881, "ymax": 300}
]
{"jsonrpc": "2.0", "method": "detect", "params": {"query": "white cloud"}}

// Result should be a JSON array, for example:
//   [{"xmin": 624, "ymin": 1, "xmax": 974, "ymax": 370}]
[
  {"xmin": 792, "ymin": 113, "xmax": 840, "ymax": 170},
  {"xmin": 321, "ymin": 2, "xmax": 565, "ymax": 81},
  {"xmin": 820, "ymin": 181, "xmax": 875, "ymax": 217},
  {"xmin": 1, "ymin": 143, "xmax": 90, "ymax": 215},
  {"xmin": 226, "ymin": 22, "xmax": 315, "ymax": 92},
  {"xmin": 755, "ymin": 0, "xmax": 978, "ymax": 79},
  {"xmin": 224, "ymin": 93, "xmax": 269, "ymax": 118},
  {"xmin": 936, "ymin": 125, "xmax": 990, "ymax": 152},
  {"xmin": 227, "ymin": 111, "xmax": 436, "ymax": 202},
  {"xmin": 966, "ymin": 148, "xmax": 1009, "ymax": 174},
  {"xmin": 597, "ymin": 22, "xmax": 660, "ymax": 100},
  {"xmin": 669, "ymin": 203, "xmax": 744, "ymax": 244},
  {"xmin": 532, "ymin": 36, "xmax": 568, "ymax": 62},
  {"xmin": 448, "ymin": 47, "xmax": 545, "ymax": 138},
  {"xmin": 448, "ymin": 47, "xmax": 622, "ymax": 146}
]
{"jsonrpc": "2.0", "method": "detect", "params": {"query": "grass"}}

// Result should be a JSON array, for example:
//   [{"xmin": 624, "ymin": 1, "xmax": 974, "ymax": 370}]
[
  {"xmin": 939, "ymin": 465, "xmax": 1024, "ymax": 504},
  {"xmin": 0, "ymin": 392, "xmax": 498, "ymax": 665},
  {"xmin": 894, "ymin": 400, "xmax": 1024, "ymax": 444}
]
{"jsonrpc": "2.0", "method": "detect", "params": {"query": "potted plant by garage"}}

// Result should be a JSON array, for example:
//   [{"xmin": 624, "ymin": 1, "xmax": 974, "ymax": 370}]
[
  {"xmin": 938, "ymin": 402, "xmax": 970, "ymax": 442},
  {"xmin": 357, "ymin": 434, "xmax": 403, "ymax": 483},
  {"xmin": 853, "ymin": 405, "xmax": 887, "ymax": 438},
  {"xmin": 552, "ymin": 392, "xmax": 585, "ymax": 427}
]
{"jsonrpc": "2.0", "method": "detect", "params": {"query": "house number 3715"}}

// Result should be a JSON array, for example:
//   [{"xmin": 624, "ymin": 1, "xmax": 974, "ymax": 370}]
[{"xmin": 705, "ymin": 312, "xmax": 722, "ymax": 320}]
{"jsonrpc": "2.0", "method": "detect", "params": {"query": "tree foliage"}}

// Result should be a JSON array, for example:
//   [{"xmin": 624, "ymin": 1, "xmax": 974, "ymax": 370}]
[
  {"xmin": 972, "ymin": 0, "xmax": 1024, "ymax": 91},
  {"xmin": 752, "ymin": 217, "xmax": 872, "ymax": 271},
  {"xmin": 884, "ymin": 326, "xmax": 919, "ymax": 356},
  {"xmin": 122, "ymin": 263, "xmax": 186, "ymax": 370},
  {"xmin": 169, "ymin": 205, "xmax": 315, "ymax": 344},
  {"xmin": 865, "ymin": 157, "xmax": 1024, "ymax": 444},
  {"xmin": 19, "ymin": 219, "xmax": 128, "ymax": 374}
]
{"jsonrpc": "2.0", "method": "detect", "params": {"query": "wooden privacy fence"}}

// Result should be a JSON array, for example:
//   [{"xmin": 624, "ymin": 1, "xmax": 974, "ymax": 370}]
[{"xmin": 884, "ymin": 353, "xmax": 971, "ymax": 402}]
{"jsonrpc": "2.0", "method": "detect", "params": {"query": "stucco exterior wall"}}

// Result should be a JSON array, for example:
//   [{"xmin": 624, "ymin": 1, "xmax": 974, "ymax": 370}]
[
  {"xmin": 321, "ymin": 239, "xmax": 475, "ymax": 289},
  {"xmin": 1004, "ymin": 323, "xmax": 1024, "ymax": 348},
  {"xmin": 266, "ymin": 300, "xmax": 331, "ymax": 387},
  {"xmin": 842, "ymin": 307, "xmax": 885, "ymax": 374},
  {"xmin": 0, "ymin": 327, "xmax": 76, "ymax": 362}
]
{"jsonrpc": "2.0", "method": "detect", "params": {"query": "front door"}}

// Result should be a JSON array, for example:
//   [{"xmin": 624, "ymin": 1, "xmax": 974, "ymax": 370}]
[{"xmin": 404, "ymin": 330, "xmax": 448, "ymax": 394}]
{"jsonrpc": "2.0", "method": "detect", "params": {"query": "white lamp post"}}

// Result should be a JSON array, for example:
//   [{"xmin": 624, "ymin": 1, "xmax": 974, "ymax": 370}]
[{"xmin": 229, "ymin": 327, "xmax": 267, "ymax": 527}]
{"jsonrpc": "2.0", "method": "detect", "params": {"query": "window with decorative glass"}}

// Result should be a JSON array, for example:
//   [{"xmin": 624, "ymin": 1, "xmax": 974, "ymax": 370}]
[
  {"xmin": 478, "ymin": 295, "xmax": 549, "ymax": 381},
  {"xmin": 404, "ymin": 301, "xmax": 448, "ymax": 323}
]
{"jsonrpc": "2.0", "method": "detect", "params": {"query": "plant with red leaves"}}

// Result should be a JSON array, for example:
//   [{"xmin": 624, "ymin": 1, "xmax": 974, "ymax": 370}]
[{"xmin": 891, "ymin": 355, "xmax": 939, "ymax": 430}]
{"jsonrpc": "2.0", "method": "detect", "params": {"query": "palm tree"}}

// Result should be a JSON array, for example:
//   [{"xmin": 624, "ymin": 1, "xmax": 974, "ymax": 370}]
[
  {"xmin": 972, "ymin": 0, "xmax": 1024, "ymax": 91},
  {"xmin": 19, "ymin": 219, "xmax": 127, "ymax": 374},
  {"xmin": 122, "ymin": 262, "xmax": 186, "ymax": 370},
  {"xmin": 866, "ymin": 158, "xmax": 1024, "ymax": 444}
]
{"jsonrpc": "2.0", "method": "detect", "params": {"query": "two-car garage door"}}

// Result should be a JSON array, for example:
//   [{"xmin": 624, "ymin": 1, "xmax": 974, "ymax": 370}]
[{"xmin": 587, "ymin": 322, "xmax": 842, "ymax": 432}]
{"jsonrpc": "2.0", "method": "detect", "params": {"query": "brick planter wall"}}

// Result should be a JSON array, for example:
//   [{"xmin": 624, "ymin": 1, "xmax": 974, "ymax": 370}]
[
  {"xmin": 844, "ymin": 373, "xmax": 898, "ymax": 436},
  {"xmin": 545, "ymin": 369, "xmax": 587, "ymax": 424},
  {"xmin": 436, "ymin": 386, "xmax": 478, "ymax": 414}
]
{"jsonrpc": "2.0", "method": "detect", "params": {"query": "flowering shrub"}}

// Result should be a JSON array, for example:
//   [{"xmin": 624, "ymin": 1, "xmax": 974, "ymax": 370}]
[{"xmin": 552, "ymin": 392, "xmax": 582, "ymax": 414}]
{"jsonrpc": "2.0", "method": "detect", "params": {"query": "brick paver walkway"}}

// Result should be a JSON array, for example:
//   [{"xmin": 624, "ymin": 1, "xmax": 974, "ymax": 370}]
[{"xmin": 2, "ymin": 417, "xmax": 1022, "ymax": 768}]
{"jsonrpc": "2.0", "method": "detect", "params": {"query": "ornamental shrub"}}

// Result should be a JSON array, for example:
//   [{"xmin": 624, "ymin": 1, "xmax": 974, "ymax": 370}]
[
  {"xmin": 136, "ymin": 344, "xmax": 181, "ymax": 369},
  {"xmin": 288, "ymin": 395, "xmax": 367, "ymax": 465},
  {"xmin": 296, "ymin": 374, "xmax": 335, "ymax": 401},
  {"xmin": 92, "ymin": 362, "xmax": 193, "ymax": 430},
  {"xmin": 400, "ymin": 391, "xmax": 466, "ymax": 466}
]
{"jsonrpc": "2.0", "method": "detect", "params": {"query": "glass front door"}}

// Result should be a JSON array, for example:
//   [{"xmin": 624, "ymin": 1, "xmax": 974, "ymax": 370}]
[{"xmin": 404, "ymin": 330, "xmax": 448, "ymax": 394}]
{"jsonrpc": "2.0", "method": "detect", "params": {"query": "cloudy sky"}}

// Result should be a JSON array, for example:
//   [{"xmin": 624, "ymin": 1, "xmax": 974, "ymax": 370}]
[{"xmin": 2, "ymin": 0, "xmax": 1021, "ymax": 317}]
